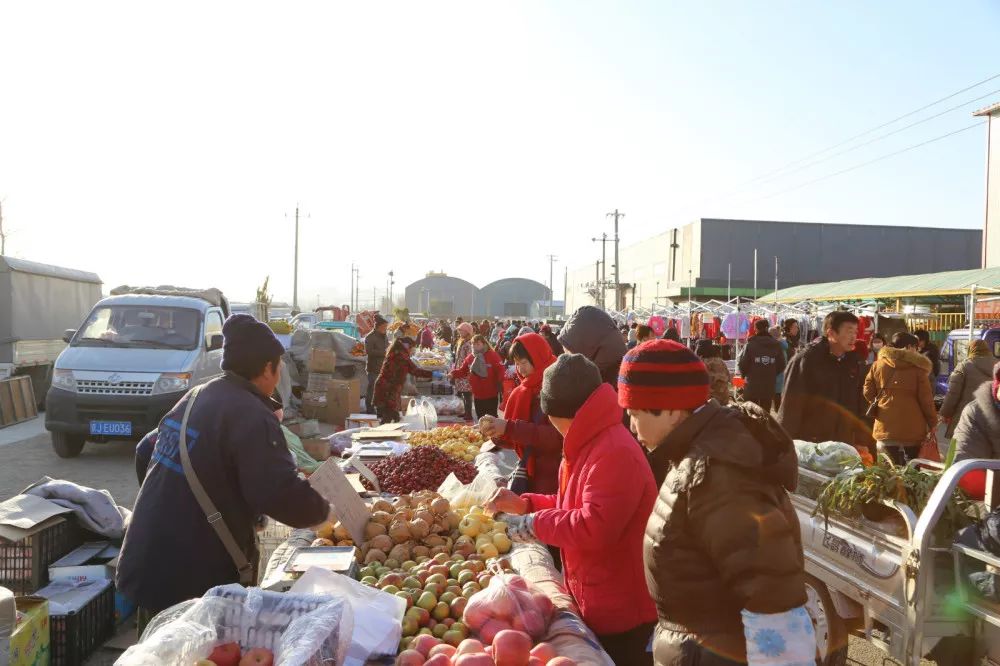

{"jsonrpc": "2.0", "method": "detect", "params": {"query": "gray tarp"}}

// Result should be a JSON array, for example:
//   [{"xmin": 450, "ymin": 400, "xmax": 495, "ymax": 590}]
[{"xmin": 1, "ymin": 257, "xmax": 103, "ymax": 344}]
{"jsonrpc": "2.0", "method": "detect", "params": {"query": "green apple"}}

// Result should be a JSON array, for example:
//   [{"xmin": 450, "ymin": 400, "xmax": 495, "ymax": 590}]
[
  {"xmin": 416, "ymin": 591, "xmax": 437, "ymax": 611},
  {"xmin": 432, "ymin": 601, "xmax": 450, "ymax": 621}
]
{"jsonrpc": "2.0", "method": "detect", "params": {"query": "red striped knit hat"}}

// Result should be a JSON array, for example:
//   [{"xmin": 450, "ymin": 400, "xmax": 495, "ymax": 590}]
[{"xmin": 618, "ymin": 339, "xmax": 710, "ymax": 411}]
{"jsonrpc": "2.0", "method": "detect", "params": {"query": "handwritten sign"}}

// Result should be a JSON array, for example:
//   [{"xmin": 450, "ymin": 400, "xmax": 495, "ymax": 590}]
[
  {"xmin": 346, "ymin": 455, "xmax": 381, "ymax": 493},
  {"xmin": 308, "ymin": 459, "xmax": 371, "ymax": 544}
]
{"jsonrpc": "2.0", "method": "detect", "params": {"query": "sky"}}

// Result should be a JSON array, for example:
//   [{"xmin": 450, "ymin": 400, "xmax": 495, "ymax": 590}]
[{"xmin": 1, "ymin": 1, "xmax": 998, "ymax": 306}]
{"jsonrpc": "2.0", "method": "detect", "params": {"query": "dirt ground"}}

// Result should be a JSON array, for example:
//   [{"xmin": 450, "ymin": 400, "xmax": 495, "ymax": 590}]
[{"xmin": 0, "ymin": 425, "xmax": 932, "ymax": 665}]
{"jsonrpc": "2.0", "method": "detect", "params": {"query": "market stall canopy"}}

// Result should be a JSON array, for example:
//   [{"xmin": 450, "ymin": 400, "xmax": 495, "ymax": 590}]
[{"xmin": 763, "ymin": 266, "xmax": 1000, "ymax": 304}]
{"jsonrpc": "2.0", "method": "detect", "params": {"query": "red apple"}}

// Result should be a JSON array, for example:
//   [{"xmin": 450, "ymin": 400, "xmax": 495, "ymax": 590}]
[
  {"xmin": 492, "ymin": 630, "xmax": 531, "ymax": 666},
  {"xmin": 463, "ymin": 604, "xmax": 489, "ymax": 631},
  {"xmin": 412, "ymin": 634, "xmax": 443, "ymax": 657},
  {"xmin": 239, "ymin": 647, "xmax": 274, "ymax": 666},
  {"xmin": 208, "ymin": 642, "xmax": 241, "ymax": 666},
  {"xmin": 424, "ymin": 655, "xmax": 452, "ymax": 666},
  {"xmin": 456, "ymin": 638, "xmax": 485, "ymax": 655},
  {"xmin": 479, "ymin": 619, "xmax": 512, "ymax": 645},
  {"xmin": 455, "ymin": 654, "xmax": 496, "ymax": 666},
  {"xmin": 429, "ymin": 644, "xmax": 458, "ymax": 659},
  {"xmin": 395, "ymin": 649, "xmax": 426, "ymax": 666},
  {"xmin": 529, "ymin": 643, "xmax": 557, "ymax": 662}
]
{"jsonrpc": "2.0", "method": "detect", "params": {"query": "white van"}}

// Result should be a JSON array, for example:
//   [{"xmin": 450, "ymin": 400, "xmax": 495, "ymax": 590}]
[{"xmin": 45, "ymin": 287, "xmax": 229, "ymax": 457}]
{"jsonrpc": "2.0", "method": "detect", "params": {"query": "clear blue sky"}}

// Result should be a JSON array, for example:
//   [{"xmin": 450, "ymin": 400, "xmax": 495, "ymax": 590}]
[{"xmin": 1, "ymin": 1, "xmax": 998, "ymax": 304}]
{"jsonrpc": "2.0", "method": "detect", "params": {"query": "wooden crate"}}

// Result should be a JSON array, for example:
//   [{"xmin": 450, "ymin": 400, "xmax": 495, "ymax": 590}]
[{"xmin": 0, "ymin": 375, "xmax": 37, "ymax": 428}]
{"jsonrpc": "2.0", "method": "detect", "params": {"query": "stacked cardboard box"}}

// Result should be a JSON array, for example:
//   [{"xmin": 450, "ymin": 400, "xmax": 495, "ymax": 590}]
[{"xmin": 325, "ymin": 378, "xmax": 361, "ymax": 427}]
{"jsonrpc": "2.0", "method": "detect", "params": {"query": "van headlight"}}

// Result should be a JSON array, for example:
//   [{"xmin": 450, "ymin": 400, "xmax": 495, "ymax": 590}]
[
  {"xmin": 51, "ymin": 369, "xmax": 77, "ymax": 392},
  {"xmin": 153, "ymin": 373, "xmax": 191, "ymax": 395}
]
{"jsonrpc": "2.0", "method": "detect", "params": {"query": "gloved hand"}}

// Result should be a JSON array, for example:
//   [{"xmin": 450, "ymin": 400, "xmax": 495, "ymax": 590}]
[{"xmin": 497, "ymin": 512, "xmax": 536, "ymax": 542}]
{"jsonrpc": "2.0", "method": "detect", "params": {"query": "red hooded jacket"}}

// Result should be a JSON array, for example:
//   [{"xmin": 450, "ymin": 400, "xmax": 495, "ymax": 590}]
[
  {"xmin": 495, "ymin": 334, "xmax": 563, "ymax": 494},
  {"xmin": 521, "ymin": 383, "xmax": 658, "ymax": 636},
  {"xmin": 451, "ymin": 349, "xmax": 505, "ymax": 399}
]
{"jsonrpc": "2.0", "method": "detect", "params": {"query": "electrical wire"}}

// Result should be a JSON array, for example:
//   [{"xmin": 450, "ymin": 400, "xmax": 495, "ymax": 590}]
[
  {"xmin": 742, "ymin": 72, "xmax": 1000, "ymax": 186},
  {"xmin": 749, "ymin": 86, "xmax": 1000, "ymax": 187},
  {"xmin": 749, "ymin": 121, "xmax": 985, "ymax": 203}
]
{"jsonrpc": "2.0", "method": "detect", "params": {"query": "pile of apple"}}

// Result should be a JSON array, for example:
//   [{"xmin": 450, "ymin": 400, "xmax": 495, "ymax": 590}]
[
  {"xmin": 194, "ymin": 643, "xmax": 272, "ymax": 666},
  {"xmin": 360, "ymin": 493, "xmax": 512, "ymax": 568},
  {"xmin": 409, "ymin": 426, "xmax": 486, "ymax": 462},
  {"xmin": 396, "ymin": 632, "xmax": 577, "ymax": 666}
]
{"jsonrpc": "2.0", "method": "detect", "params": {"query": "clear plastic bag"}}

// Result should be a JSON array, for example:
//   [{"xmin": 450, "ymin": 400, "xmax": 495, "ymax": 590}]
[
  {"xmin": 438, "ymin": 470, "xmax": 499, "ymax": 509},
  {"xmin": 116, "ymin": 585, "xmax": 353, "ymax": 666},
  {"xmin": 463, "ymin": 566, "xmax": 555, "ymax": 642},
  {"xmin": 793, "ymin": 440, "xmax": 861, "ymax": 476}
]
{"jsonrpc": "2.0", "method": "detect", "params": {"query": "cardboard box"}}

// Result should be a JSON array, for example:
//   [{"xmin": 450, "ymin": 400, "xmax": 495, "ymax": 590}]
[
  {"xmin": 308, "ymin": 349, "xmax": 337, "ymax": 373},
  {"xmin": 10, "ymin": 596, "xmax": 49, "ymax": 666},
  {"xmin": 48, "ymin": 541, "xmax": 117, "ymax": 583},
  {"xmin": 301, "ymin": 438, "xmax": 331, "ymax": 461},
  {"xmin": 306, "ymin": 372, "xmax": 335, "ymax": 393},
  {"xmin": 324, "ymin": 378, "xmax": 360, "ymax": 428},
  {"xmin": 301, "ymin": 392, "xmax": 327, "ymax": 421}
]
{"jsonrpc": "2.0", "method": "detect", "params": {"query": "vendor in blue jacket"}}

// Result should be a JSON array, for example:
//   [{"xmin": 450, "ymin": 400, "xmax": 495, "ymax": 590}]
[{"xmin": 118, "ymin": 314, "xmax": 331, "ymax": 632}]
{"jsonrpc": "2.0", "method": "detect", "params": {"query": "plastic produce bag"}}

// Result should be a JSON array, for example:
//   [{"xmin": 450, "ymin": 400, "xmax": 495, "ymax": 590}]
[
  {"xmin": 463, "ymin": 567, "xmax": 555, "ymax": 642},
  {"xmin": 793, "ymin": 440, "xmax": 861, "ymax": 476},
  {"xmin": 290, "ymin": 567, "xmax": 406, "ymax": 666},
  {"xmin": 438, "ymin": 470, "xmax": 499, "ymax": 509},
  {"xmin": 116, "ymin": 585, "xmax": 353, "ymax": 666}
]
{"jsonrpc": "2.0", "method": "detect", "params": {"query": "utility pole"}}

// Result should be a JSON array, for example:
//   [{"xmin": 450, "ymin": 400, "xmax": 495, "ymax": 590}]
[
  {"xmin": 293, "ymin": 205, "xmax": 299, "ymax": 312},
  {"xmin": 388, "ymin": 270, "xmax": 395, "ymax": 307},
  {"xmin": 753, "ymin": 248, "xmax": 758, "ymax": 301},
  {"xmin": 350, "ymin": 263, "xmax": 355, "ymax": 311},
  {"xmin": 606, "ymin": 209, "xmax": 623, "ymax": 310},
  {"xmin": 546, "ymin": 254, "xmax": 558, "ymax": 319},
  {"xmin": 591, "ymin": 233, "xmax": 608, "ymax": 309},
  {"xmin": 354, "ymin": 266, "xmax": 361, "ymax": 313},
  {"xmin": 0, "ymin": 199, "xmax": 5, "ymax": 256},
  {"xmin": 563, "ymin": 265, "xmax": 568, "ymax": 316}
]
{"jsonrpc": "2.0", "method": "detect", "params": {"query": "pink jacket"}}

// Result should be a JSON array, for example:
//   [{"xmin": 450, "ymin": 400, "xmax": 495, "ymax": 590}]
[{"xmin": 522, "ymin": 383, "xmax": 658, "ymax": 636}]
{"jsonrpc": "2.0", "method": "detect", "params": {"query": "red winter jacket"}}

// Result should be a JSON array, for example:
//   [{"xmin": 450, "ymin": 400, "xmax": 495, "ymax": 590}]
[
  {"xmin": 451, "ymin": 350, "xmax": 505, "ymax": 400},
  {"xmin": 521, "ymin": 383, "xmax": 658, "ymax": 636}
]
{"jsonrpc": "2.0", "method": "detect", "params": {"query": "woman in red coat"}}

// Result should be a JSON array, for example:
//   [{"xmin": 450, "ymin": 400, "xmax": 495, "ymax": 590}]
[
  {"xmin": 488, "ymin": 354, "xmax": 657, "ymax": 665},
  {"xmin": 372, "ymin": 337, "xmax": 433, "ymax": 424},
  {"xmin": 450, "ymin": 335, "xmax": 504, "ymax": 418},
  {"xmin": 479, "ymin": 333, "xmax": 562, "ymax": 495}
]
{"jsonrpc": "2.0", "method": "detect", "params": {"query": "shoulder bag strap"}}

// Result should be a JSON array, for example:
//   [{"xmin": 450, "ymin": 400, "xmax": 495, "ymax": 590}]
[{"xmin": 177, "ymin": 385, "xmax": 254, "ymax": 585}]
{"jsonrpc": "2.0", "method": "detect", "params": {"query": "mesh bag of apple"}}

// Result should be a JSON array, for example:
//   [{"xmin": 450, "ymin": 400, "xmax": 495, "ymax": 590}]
[
  {"xmin": 396, "ymin": 564, "xmax": 577, "ymax": 666},
  {"xmin": 116, "ymin": 585, "xmax": 353, "ymax": 666}
]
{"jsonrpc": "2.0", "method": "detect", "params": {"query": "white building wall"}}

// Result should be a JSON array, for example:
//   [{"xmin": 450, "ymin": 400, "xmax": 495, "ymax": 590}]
[{"xmin": 986, "ymin": 111, "xmax": 1000, "ymax": 267}]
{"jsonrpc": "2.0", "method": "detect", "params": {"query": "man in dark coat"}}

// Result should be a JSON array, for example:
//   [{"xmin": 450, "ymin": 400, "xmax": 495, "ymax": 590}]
[
  {"xmin": 118, "ymin": 315, "xmax": 331, "ymax": 630},
  {"xmin": 365, "ymin": 315, "xmax": 390, "ymax": 411},
  {"xmin": 738, "ymin": 319, "xmax": 786, "ymax": 411},
  {"xmin": 778, "ymin": 311, "xmax": 867, "ymax": 444},
  {"xmin": 619, "ymin": 340, "xmax": 812, "ymax": 665}
]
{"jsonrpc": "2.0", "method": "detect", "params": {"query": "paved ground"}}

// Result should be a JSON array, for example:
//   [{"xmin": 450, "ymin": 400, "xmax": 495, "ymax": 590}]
[{"xmin": 0, "ymin": 417, "xmax": 938, "ymax": 665}]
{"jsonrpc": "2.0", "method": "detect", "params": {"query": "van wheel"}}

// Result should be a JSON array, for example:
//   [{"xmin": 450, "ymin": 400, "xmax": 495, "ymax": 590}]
[
  {"xmin": 51, "ymin": 432, "xmax": 85, "ymax": 458},
  {"xmin": 804, "ymin": 575, "xmax": 848, "ymax": 666}
]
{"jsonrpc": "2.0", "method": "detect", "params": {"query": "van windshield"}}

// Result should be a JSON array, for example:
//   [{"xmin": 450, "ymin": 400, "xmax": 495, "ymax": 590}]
[{"xmin": 75, "ymin": 306, "xmax": 200, "ymax": 350}]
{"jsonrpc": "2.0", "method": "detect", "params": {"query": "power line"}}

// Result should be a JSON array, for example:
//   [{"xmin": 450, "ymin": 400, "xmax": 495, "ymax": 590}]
[
  {"xmin": 750, "ymin": 86, "xmax": 1000, "ymax": 188},
  {"xmin": 749, "ymin": 121, "xmax": 984, "ymax": 203},
  {"xmin": 743, "ymin": 72, "xmax": 1000, "ymax": 186}
]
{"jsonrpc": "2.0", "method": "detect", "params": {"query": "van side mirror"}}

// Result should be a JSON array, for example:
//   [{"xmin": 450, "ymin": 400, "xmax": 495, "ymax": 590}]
[
  {"xmin": 63, "ymin": 329, "xmax": 77, "ymax": 344},
  {"xmin": 208, "ymin": 334, "xmax": 224, "ymax": 352}
]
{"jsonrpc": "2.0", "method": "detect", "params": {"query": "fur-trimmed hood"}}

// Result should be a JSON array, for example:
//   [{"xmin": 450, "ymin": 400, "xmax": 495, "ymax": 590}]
[{"xmin": 878, "ymin": 346, "xmax": 933, "ymax": 372}]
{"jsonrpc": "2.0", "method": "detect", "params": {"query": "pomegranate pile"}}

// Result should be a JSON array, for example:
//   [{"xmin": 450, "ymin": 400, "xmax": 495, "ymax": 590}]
[{"xmin": 361, "ymin": 446, "xmax": 476, "ymax": 495}]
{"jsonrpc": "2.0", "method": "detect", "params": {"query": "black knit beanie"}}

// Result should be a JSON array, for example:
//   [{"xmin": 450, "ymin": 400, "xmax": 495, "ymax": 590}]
[
  {"xmin": 221, "ymin": 314, "xmax": 286, "ymax": 376},
  {"xmin": 540, "ymin": 353, "xmax": 603, "ymax": 418}
]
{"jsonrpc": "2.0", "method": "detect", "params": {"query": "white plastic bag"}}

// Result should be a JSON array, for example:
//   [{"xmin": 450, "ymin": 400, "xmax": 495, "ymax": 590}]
[
  {"xmin": 419, "ymin": 397, "xmax": 438, "ymax": 430},
  {"xmin": 290, "ymin": 567, "xmax": 406, "ymax": 666},
  {"xmin": 116, "ymin": 585, "xmax": 353, "ymax": 666},
  {"xmin": 438, "ymin": 470, "xmax": 499, "ymax": 509},
  {"xmin": 793, "ymin": 440, "xmax": 861, "ymax": 476}
]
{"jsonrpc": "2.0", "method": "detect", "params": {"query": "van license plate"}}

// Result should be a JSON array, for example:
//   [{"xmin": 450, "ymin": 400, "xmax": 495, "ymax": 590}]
[{"xmin": 89, "ymin": 421, "xmax": 132, "ymax": 436}]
